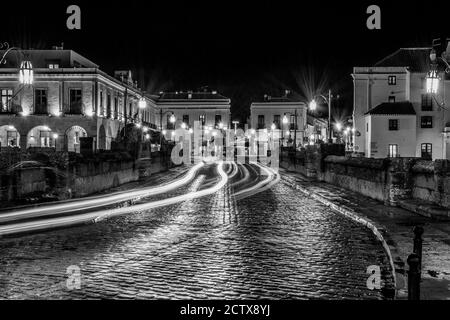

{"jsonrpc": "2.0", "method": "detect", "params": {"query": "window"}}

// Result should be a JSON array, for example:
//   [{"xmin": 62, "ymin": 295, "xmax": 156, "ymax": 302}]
[
  {"xmin": 421, "ymin": 116, "xmax": 433, "ymax": 128},
  {"xmin": 99, "ymin": 91, "xmax": 104, "ymax": 115},
  {"xmin": 388, "ymin": 76, "xmax": 396, "ymax": 85},
  {"xmin": 388, "ymin": 96, "xmax": 396, "ymax": 103},
  {"xmin": 215, "ymin": 114, "xmax": 222, "ymax": 127},
  {"xmin": 389, "ymin": 119, "xmax": 399, "ymax": 131},
  {"xmin": 388, "ymin": 144, "xmax": 399, "ymax": 158},
  {"xmin": 114, "ymin": 97, "xmax": 118, "ymax": 119},
  {"xmin": 129, "ymin": 102, "xmax": 133, "ymax": 118},
  {"xmin": 69, "ymin": 89, "xmax": 83, "ymax": 114},
  {"xmin": 40, "ymin": 130, "xmax": 51, "ymax": 148},
  {"xmin": 106, "ymin": 94, "xmax": 112, "ymax": 118},
  {"xmin": 273, "ymin": 115, "xmax": 280, "ymax": 128},
  {"xmin": 366, "ymin": 123, "xmax": 369, "ymax": 132},
  {"xmin": 183, "ymin": 115, "xmax": 189, "ymax": 126},
  {"xmin": 6, "ymin": 130, "xmax": 18, "ymax": 147},
  {"xmin": 46, "ymin": 60, "xmax": 61, "ymax": 69},
  {"xmin": 1, "ymin": 89, "xmax": 13, "ymax": 112},
  {"xmin": 167, "ymin": 114, "xmax": 175, "ymax": 129},
  {"xmin": 199, "ymin": 114, "xmax": 206, "ymax": 126},
  {"xmin": 290, "ymin": 115, "xmax": 296, "ymax": 130},
  {"xmin": 34, "ymin": 89, "xmax": 48, "ymax": 114},
  {"xmin": 421, "ymin": 94, "xmax": 433, "ymax": 111},
  {"xmin": 421, "ymin": 143, "xmax": 432, "ymax": 160},
  {"xmin": 258, "ymin": 115, "xmax": 265, "ymax": 129}
]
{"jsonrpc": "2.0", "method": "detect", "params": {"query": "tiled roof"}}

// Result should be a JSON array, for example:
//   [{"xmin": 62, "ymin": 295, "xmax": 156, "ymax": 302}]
[
  {"xmin": 374, "ymin": 48, "xmax": 431, "ymax": 72},
  {"xmin": 252, "ymin": 95, "xmax": 305, "ymax": 103},
  {"xmin": 158, "ymin": 92, "xmax": 229, "ymax": 101},
  {"xmin": 365, "ymin": 102, "xmax": 416, "ymax": 115}
]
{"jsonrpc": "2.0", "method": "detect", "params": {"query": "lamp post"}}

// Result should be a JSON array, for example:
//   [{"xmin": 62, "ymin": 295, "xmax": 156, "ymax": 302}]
[
  {"xmin": 159, "ymin": 109, "xmax": 176, "ymax": 147},
  {"xmin": 309, "ymin": 89, "xmax": 335, "ymax": 143},
  {"xmin": 426, "ymin": 39, "xmax": 450, "ymax": 109}
]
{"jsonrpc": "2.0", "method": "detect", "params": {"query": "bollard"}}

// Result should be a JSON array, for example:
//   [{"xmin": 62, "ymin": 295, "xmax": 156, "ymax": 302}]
[
  {"xmin": 407, "ymin": 253, "xmax": 421, "ymax": 300},
  {"xmin": 413, "ymin": 226, "xmax": 424, "ymax": 271}
]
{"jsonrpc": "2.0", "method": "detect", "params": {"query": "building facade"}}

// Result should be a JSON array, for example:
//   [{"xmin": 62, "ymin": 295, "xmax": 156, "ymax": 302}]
[
  {"xmin": 250, "ymin": 92, "xmax": 308, "ymax": 147},
  {"xmin": 353, "ymin": 47, "xmax": 450, "ymax": 160},
  {"xmin": 156, "ymin": 90, "xmax": 231, "ymax": 139},
  {"xmin": 0, "ymin": 49, "xmax": 158, "ymax": 152}
]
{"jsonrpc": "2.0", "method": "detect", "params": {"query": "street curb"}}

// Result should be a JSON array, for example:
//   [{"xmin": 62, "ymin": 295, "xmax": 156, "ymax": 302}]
[{"xmin": 280, "ymin": 169, "xmax": 403, "ymax": 299}]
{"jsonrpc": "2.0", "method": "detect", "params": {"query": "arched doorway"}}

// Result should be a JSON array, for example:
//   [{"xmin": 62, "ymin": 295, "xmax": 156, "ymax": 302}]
[
  {"xmin": 27, "ymin": 126, "xmax": 55, "ymax": 148},
  {"xmin": 98, "ymin": 125, "xmax": 106, "ymax": 150},
  {"xmin": 0, "ymin": 125, "xmax": 20, "ymax": 148},
  {"xmin": 65, "ymin": 126, "xmax": 87, "ymax": 153}
]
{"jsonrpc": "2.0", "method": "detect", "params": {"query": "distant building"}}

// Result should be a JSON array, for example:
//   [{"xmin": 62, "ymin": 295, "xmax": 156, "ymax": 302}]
[
  {"xmin": 352, "ymin": 47, "xmax": 450, "ymax": 159},
  {"xmin": 157, "ymin": 89, "xmax": 231, "ymax": 139},
  {"xmin": 0, "ymin": 48, "xmax": 158, "ymax": 152},
  {"xmin": 250, "ymin": 91, "xmax": 307, "ymax": 147}
]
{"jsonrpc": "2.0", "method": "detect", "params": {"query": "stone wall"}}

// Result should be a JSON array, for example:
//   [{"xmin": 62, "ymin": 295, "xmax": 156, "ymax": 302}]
[
  {"xmin": 281, "ymin": 144, "xmax": 450, "ymax": 210},
  {"xmin": 0, "ymin": 149, "xmax": 173, "ymax": 204}
]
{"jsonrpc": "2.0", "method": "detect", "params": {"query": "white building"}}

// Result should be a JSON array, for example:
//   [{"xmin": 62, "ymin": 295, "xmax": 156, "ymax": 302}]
[
  {"xmin": 250, "ymin": 92, "xmax": 308, "ymax": 147},
  {"xmin": 352, "ymin": 47, "xmax": 450, "ymax": 159},
  {"xmin": 0, "ymin": 48, "xmax": 158, "ymax": 152},
  {"xmin": 156, "ymin": 90, "xmax": 231, "ymax": 137}
]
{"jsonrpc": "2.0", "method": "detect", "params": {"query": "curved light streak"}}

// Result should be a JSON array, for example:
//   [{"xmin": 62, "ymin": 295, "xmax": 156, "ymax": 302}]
[
  {"xmin": 0, "ymin": 162, "xmax": 204, "ymax": 223},
  {"xmin": 233, "ymin": 163, "xmax": 280, "ymax": 200},
  {"xmin": 0, "ymin": 162, "xmax": 228, "ymax": 236}
]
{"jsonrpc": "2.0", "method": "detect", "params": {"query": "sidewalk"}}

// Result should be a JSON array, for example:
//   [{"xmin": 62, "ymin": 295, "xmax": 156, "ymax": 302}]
[{"xmin": 280, "ymin": 168, "xmax": 450, "ymax": 300}]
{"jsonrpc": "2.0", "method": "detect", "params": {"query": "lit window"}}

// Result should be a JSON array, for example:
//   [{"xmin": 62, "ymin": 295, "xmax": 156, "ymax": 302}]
[
  {"xmin": 0, "ymin": 89, "xmax": 13, "ymax": 112},
  {"xmin": 388, "ymin": 76, "xmax": 396, "ymax": 85},
  {"xmin": 421, "ymin": 116, "xmax": 433, "ymax": 128},
  {"xmin": 421, "ymin": 143, "xmax": 432, "ymax": 160},
  {"xmin": 388, "ymin": 144, "xmax": 398, "ymax": 158}
]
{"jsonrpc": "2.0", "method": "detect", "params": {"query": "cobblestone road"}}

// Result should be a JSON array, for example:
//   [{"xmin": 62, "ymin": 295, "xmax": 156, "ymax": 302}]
[{"xmin": 0, "ymin": 163, "xmax": 394, "ymax": 299}]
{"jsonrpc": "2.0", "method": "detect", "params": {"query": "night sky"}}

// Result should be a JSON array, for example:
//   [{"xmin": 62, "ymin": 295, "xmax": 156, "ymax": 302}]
[{"xmin": 1, "ymin": 0, "xmax": 450, "ymax": 124}]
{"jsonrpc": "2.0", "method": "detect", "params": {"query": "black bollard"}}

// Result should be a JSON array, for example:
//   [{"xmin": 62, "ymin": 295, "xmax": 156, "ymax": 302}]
[
  {"xmin": 413, "ymin": 226, "xmax": 424, "ymax": 271},
  {"xmin": 407, "ymin": 253, "xmax": 421, "ymax": 300}
]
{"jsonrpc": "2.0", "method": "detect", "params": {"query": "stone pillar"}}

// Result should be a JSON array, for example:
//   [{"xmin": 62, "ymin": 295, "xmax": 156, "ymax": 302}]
[{"xmin": 386, "ymin": 158, "xmax": 415, "ymax": 206}]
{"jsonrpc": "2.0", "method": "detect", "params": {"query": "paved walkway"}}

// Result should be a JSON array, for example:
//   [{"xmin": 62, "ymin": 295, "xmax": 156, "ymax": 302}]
[
  {"xmin": 0, "ymin": 163, "xmax": 393, "ymax": 299},
  {"xmin": 281, "ymin": 168, "xmax": 450, "ymax": 300}
]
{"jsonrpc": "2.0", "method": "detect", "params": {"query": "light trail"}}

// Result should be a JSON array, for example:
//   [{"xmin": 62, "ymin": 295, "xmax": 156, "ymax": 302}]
[
  {"xmin": 0, "ymin": 162, "xmax": 228, "ymax": 236},
  {"xmin": 233, "ymin": 163, "xmax": 280, "ymax": 201},
  {"xmin": 0, "ymin": 162, "xmax": 204, "ymax": 224},
  {"xmin": 94, "ymin": 161, "xmax": 228, "ymax": 222}
]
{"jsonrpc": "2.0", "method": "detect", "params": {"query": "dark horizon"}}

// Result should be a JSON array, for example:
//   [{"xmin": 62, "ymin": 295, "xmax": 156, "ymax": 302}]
[{"xmin": 1, "ymin": 0, "xmax": 450, "ymax": 123}]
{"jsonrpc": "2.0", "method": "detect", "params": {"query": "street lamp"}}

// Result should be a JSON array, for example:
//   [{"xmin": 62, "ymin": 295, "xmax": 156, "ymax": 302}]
[
  {"xmin": 335, "ymin": 122, "xmax": 343, "ymax": 131},
  {"xmin": 19, "ymin": 60, "xmax": 34, "ymax": 85},
  {"xmin": 138, "ymin": 97, "xmax": 147, "ymax": 109},
  {"xmin": 282, "ymin": 114, "xmax": 289, "ymax": 125},
  {"xmin": 309, "ymin": 89, "xmax": 335, "ymax": 143}
]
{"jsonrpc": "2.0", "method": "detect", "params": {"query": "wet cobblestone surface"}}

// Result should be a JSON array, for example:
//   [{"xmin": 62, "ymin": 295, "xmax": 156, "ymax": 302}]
[{"xmin": 0, "ymin": 163, "xmax": 394, "ymax": 299}]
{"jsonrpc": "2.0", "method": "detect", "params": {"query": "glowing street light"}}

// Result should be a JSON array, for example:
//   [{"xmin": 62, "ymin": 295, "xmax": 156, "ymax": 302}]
[
  {"xmin": 426, "ymin": 69, "xmax": 439, "ymax": 94},
  {"xmin": 162, "ymin": 129, "xmax": 167, "ymax": 135},
  {"xmin": 169, "ymin": 113, "xmax": 176, "ymax": 123},
  {"xmin": 271, "ymin": 123, "xmax": 276, "ymax": 131},
  {"xmin": 218, "ymin": 122, "xmax": 224, "ymax": 129},
  {"xmin": 181, "ymin": 122, "xmax": 187, "ymax": 129},
  {"xmin": 143, "ymin": 126, "xmax": 149, "ymax": 133},
  {"xmin": 309, "ymin": 99, "xmax": 317, "ymax": 111},
  {"xmin": 282, "ymin": 114, "xmax": 289, "ymax": 124},
  {"xmin": 135, "ymin": 123, "xmax": 142, "ymax": 129},
  {"xmin": 335, "ymin": 122, "xmax": 343, "ymax": 131},
  {"xmin": 19, "ymin": 61, "xmax": 34, "ymax": 85},
  {"xmin": 138, "ymin": 97, "xmax": 147, "ymax": 109},
  {"xmin": 52, "ymin": 133, "xmax": 59, "ymax": 140}
]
